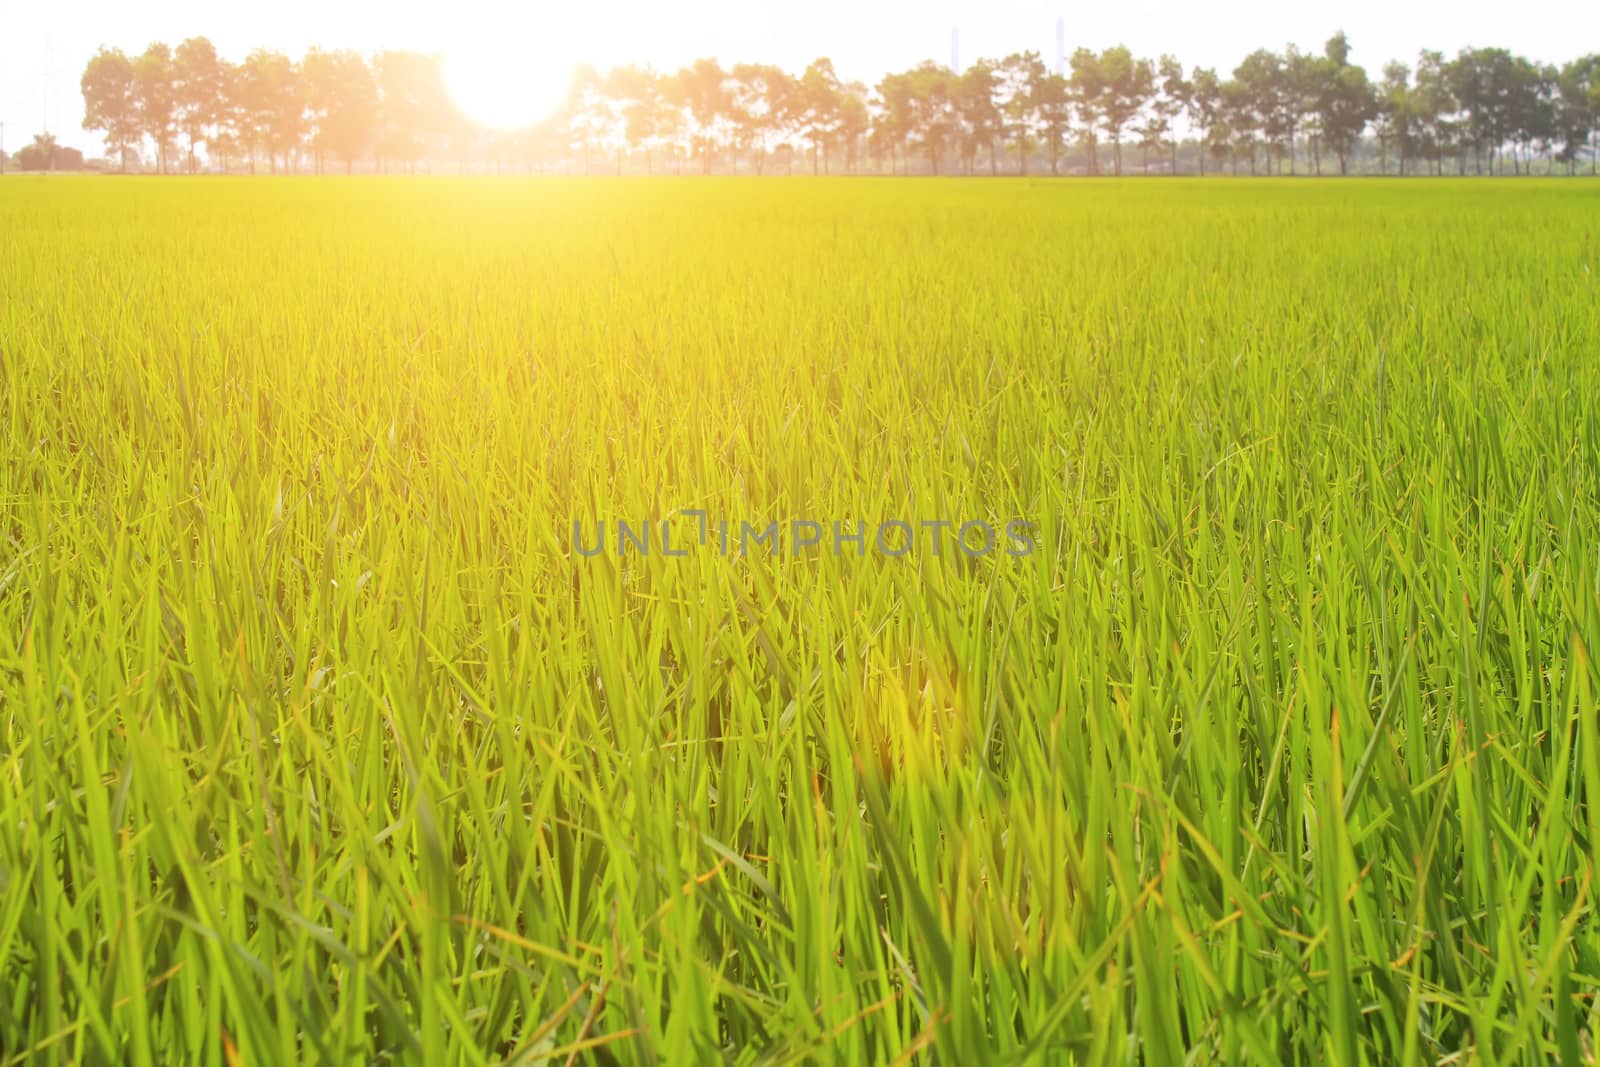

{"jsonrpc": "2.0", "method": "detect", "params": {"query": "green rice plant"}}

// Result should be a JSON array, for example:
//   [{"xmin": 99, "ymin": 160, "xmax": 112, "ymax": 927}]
[{"xmin": 1, "ymin": 176, "xmax": 1598, "ymax": 1064}]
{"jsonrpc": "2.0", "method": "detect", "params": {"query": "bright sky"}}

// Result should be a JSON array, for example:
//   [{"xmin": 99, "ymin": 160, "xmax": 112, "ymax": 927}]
[{"xmin": 3, "ymin": 0, "xmax": 1594, "ymax": 154}]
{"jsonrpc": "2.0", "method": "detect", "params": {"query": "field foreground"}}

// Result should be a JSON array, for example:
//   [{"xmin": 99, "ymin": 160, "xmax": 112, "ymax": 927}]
[{"xmin": 3, "ymin": 178, "xmax": 1600, "ymax": 1063}]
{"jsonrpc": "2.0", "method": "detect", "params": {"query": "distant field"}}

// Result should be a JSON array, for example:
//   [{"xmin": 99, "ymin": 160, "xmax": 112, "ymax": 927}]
[{"xmin": 2, "ymin": 177, "xmax": 1599, "ymax": 1064}]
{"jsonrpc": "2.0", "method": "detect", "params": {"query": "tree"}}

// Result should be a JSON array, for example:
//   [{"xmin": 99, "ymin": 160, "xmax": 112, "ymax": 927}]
[
  {"xmin": 375, "ymin": 51, "xmax": 447, "ymax": 174},
  {"xmin": 895, "ymin": 62, "xmax": 958, "ymax": 175},
  {"xmin": 651, "ymin": 91, "xmax": 689, "ymax": 174},
  {"xmin": 303, "ymin": 49, "xmax": 377, "ymax": 174},
  {"xmin": 16, "ymin": 133, "xmax": 61, "ymax": 171},
  {"xmin": 210, "ymin": 61, "xmax": 248, "ymax": 173},
  {"xmin": 1316, "ymin": 34, "xmax": 1377, "ymax": 175},
  {"xmin": 612, "ymin": 65, "xmax": 677, "ymax": 174},
  {"xmin": 997, "ymin": 52, "xmax": 1045, "ymax": 175},
  {"xmin": 837, "ymin": 83, "xmax": 871, "ymax": 173},
  {"xmin": 1505, "ymin": 58, "xmax": 1557, "ymax": 174},
  {"xmin": 1135, "ymin": 112, "xmax": 1166, "ymax": 174},
  {"xmin": 81, "ymin": 47, "xmax": 141, "ymax": 171},
  {"xmin": 1033, "ymin": 71, "xmax": 1073, "ymax": 175},
  {"xmin": 174, "ymin": 37, "xmax": 224, "ymax": 172},
  {"xmin": 1187, "ymin": 67, "xmax": 1225, "ymax": 175},
  {"xmin": 798, "ymin": 58, "xmax": 845, "ymax": 175},
  {"xmin": 135, "ymin": 43, "xmax": 178, "ymax": 173},
  {"xmin": 1093, "ymin": 48, "xmax": 1155, "ymax": 176},
  {"xmin": 1152, "ymin": 55, "xmax": 1189, "ymax": 173},
  {"xmin": 1221, "ymin": 78, "xmax": 1258, "ymax": 173},
  {"xmin": 675, "ymin": 58, "xmax": 732, "ymax": 174},
  {"xmin": 1449, "ymin": 48, "xmax": 1521, "ymax": 173},
  {"xmin": 1280, "ymin": 45, "xmax": 1320, "ymax": 172},
  {"xmin": 236, "ymin": 49, "xmax": 304, "ymax": 173},
  {"xmin": 1068, "ymin": 49, "xmax": 1104, "ymax": 174},
  {"xmin": 725, "ymin": 64, "xmax": 780, "ymax": 174},
  {"xmin": 1375, "ymin": 61, "xmax": 1412, "ymax": 174},
  {"xmin": 1233, "ymin": 50, "xmax": 1289, "ymax": 174},
  {"xmin": 1556, "ymin": 55, "xmax": 1600, "ymax": 174},
  {"xmin": 1132, "ymin": 56, "xmax": 1183, "ymax": 174},
  {"xmin": 70, "ymin": 36, "xmax": 1600, "ymax": 180},
  {"xmin": 562, "ymin": 65, "xmax": 616, "ymax": 174},
  {"xmin": 873, "ymin": 71, "xmax": 917, "ymax": 174},
  {"xmin": 1411, "ymin": 51, "xmax": 1459, "ymax": 174},
  {"xmin": 954, "ymin": 59, "xmax": 1001, "ymax": 175}
]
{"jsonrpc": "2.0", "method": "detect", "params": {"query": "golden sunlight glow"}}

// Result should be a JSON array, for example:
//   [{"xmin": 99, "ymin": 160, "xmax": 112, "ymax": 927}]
[{"xmin": 442, "ymin": 43, "xmax": 575, "ymax": 132}]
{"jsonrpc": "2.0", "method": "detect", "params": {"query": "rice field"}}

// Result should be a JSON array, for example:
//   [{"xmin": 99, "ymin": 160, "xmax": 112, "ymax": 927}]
[{"xmin": 2, "ymin": 176, "xmax": 1599, "ymax": 1064}]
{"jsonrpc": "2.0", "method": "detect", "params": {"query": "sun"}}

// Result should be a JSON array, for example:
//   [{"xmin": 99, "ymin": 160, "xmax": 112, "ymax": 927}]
[{"xmin": 442, "ymin": 43, "xmax": 576, "ymax": 131}]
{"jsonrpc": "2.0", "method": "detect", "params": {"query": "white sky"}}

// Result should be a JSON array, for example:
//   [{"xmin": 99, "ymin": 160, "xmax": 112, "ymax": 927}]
[{"xmin": 2, "ymin": 0, "xmax": 1595, "ymax": 153}]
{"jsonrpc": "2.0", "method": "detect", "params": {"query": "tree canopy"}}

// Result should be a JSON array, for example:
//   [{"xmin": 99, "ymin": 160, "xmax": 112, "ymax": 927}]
[{"xmin": 77, "ymin": 35, "xmax": 1600, "ymax": 177}]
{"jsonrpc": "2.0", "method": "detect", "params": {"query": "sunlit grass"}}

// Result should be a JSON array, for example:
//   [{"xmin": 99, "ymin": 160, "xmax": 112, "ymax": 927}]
[{"xmin": 2, "ymin": 176, "xmax": 1599, "ymax": 1063}]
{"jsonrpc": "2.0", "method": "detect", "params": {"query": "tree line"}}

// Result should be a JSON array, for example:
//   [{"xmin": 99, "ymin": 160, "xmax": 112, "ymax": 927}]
[
  {"xmin": 78, "ymin": 34, "xmax": 1600, "ymax": 177},
  {"xmin": 3, "ymin": 133, "xmax": 88, "ymax": 173}
]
